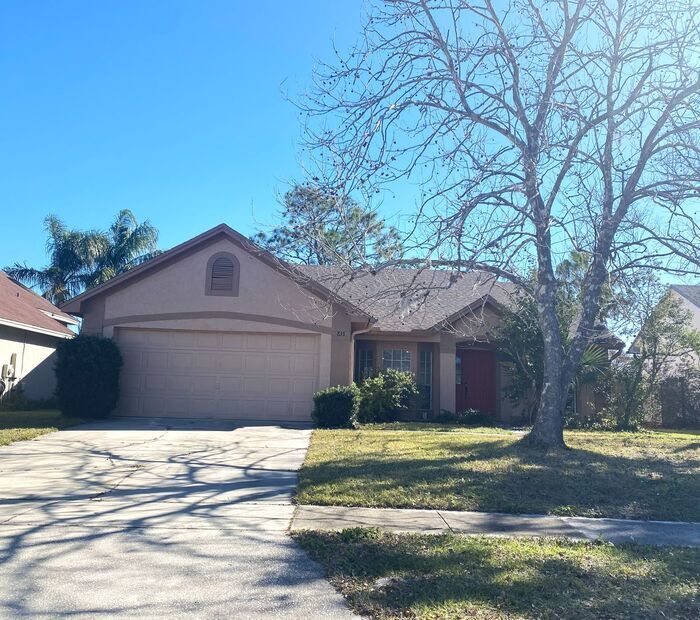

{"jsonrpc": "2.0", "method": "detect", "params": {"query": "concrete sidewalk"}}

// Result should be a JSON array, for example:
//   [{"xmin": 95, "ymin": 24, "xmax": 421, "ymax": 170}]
[{"xmin": 291, "ymin": 505, "xmax": 700, "ymax": 547}]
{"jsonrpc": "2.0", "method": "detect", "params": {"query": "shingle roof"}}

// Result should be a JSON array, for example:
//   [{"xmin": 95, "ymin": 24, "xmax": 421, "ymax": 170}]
[
  {"xmin": 0, "ymin": 271, "xmax": 75, "ymax": 337},
  {"xmin": 672, "ymin": 284, "xmax": 700, "ymax": 309},
  {"xmin": 296, "ymin": 265, "xmax": 516, "ymax": 332}
]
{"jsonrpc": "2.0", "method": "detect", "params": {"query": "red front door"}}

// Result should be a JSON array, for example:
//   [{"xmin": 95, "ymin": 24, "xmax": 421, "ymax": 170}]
[{"xmin": 455, "ymin": 349, "xmax": 497, "ymax": 414}]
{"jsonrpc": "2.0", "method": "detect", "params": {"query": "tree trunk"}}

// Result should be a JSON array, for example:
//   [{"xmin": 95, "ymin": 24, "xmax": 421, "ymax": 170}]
[
  {"xmin": 527, "ymin": 336, "xmax": 567, "ymax": 449},
  {"xmin": 525, "ymin": 267, "xmax": 567, "ymax": 449}
]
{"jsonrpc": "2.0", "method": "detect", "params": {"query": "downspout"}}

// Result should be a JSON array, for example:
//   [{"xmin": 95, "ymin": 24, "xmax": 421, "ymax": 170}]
[{"xmin": 350, "ymin": 320, "xmax": 375, "ymax": 384}]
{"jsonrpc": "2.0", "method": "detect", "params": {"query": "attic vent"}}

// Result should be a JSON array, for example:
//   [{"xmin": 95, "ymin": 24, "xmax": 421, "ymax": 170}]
[
  {"xmin": 211, "ymin": 257, "xmax": 234, "ymax": 291},
  {"xmin": 205, "ymin": 252, "xmax": 240, "ymax": 297}
]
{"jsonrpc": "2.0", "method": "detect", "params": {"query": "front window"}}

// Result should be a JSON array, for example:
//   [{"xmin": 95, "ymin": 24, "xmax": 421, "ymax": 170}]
[
  {"xmin": 455, "ymin": 354, "xmax": 462, "ymax": 385},
  {"xmin": 419, "ymin": 349, "xmax": 433, "ymax": 409},
  {"xmin": 382, "ymin": 348, "xmax": 411, "ymax": 372}
]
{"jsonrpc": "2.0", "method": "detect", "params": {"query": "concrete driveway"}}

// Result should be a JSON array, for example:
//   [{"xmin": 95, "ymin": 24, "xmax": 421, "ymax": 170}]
[{"xmin": 0, "ymin": 419, "xmax": 356, "ymax": 619}]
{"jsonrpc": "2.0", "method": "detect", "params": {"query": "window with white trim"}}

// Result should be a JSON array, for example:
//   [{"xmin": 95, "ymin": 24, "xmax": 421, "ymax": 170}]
[{"xmin": 382, "ymin": 348, "xmax": 411, "ymax": 372}]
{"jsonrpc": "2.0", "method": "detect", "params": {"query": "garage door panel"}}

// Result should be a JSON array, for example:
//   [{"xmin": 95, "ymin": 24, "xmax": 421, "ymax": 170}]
[
  {"xmin": 241, "ymin": 399, "xmax": 266, "ymax": 417},
  {"xmin": 269, "ymin": 356, "xmax": 294, "ymax": 372},
  {"xmin": 293, "ymin": 357, "xmax": 315, "ymax": 373},
  {"xmin": 219, "ymin": 377, "xmax": 243, "ymax": 394},
  {"xmin": 292, "ymin": 401, "xmax": 313, "ymax": 417},
  {"xmin": 121, "ymin": 373, "xmax": 142, "ymax": 392},
  {"xmin": 294, "ymin": 379, "xmax": 317, "ymax": 396},
  {"xmin": 245, "ymin": 355, "xmax": 268, "ymax": 372},
  {"xmin": 221, "ymin": 333, "xmax": 245, "ymax": 348},
  {"xmin": 269, "ymin": 378, "xmax": 291, "ymax": 395},
  {"xmin": 146, "ymin": 331, "xmax": 171, "ymax": 346},
  {"xmin": 141, "ymin": 396, "xmax": 166, "ymax": 414},
  {"xmin": 243, "ymin": 377, "xmax": 267, "ymax": 394},
  {"xmin": 166, "ymin": 375, "xmax": 193, "ymax": 393},
  {"xmin": 195, "ymin": 332, "xmax": 219, "ymax": 348},
  {"xmin": 170, "ymin": 353, "xmax": 193, "ymax": 369},
  {"xmin": 122, "ymin": 350, "xmax": 142, "ymax": 369},
  {"xmin": 191, "ymin": 398, "xmax": 219, "ymax": 415},
  {"xmin": 218, "ymin": 354, "xmax": 243, "ymax": 371},
  {"xmin": 193, "ymin": 375, "xmax": 218, "ymax": 392},
  {"xmin": 143, "ymin": 374, "xmax": 166, "ymax": 391},
  {"xmin": 270, "ymin": 334, "xmax": 293, "ymax": 351},
  {"xmin": 191, "ymin": 353, "xmax": 217, "ymax": 371},
  {"xmin": 246, "ymin": 334, "xmax": 269, "ymax": 350},
  {"xmin": 116, "ymin": 328, "xmax": 318, "ymax": 420},
  {"xmin": 294, "ymin": 336, "xmax": 317, "ymax": 352}
]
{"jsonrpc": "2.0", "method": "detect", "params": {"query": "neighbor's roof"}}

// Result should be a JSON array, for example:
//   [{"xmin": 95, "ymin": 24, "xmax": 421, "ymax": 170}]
[
  {"xmin": 671, "ymin": 284, "xmax": 700, "ymax": 309},
  {"xmin": 296, "ymin": 265, "xmax": 516, "ymax": 332},
  {"xmin": 0, "ymin": 271, "xmax": 76, "ymax": 338}
]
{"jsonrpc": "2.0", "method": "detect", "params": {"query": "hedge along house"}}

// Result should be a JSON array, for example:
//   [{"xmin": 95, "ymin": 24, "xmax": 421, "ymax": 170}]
[
  {"xmin": 0, "ymin": 270, "xmax": 77, "ymax": 401},
  {"xmin": 61, "ymin": 224, "xmax": 619, "ymax": 424}
]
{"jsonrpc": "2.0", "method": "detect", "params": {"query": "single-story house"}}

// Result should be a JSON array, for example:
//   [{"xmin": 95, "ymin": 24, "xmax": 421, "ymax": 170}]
[
  {"xmin": 61, "ymin": 224, "xmax": 617, "ymax": 423},
  {"xmin": 669, "ymin": 285, "xmax": 700, "ymax": 351},
  {"xmin": 0, "ymin": 271, "xmax": 77, "ymax": 400}
]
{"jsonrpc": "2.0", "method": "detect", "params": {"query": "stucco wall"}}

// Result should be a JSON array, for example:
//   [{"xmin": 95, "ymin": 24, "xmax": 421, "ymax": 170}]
[
  {"xmin": 450, "ymin": 305, "xmax": 502, "ymax": 342},
  {"xmin": 0, "ymin": 325, "xmax": 59, "ymax": 400},
  {"xmin": 102, "ymin": 238, "xmax": 336, "ymax": 326}
]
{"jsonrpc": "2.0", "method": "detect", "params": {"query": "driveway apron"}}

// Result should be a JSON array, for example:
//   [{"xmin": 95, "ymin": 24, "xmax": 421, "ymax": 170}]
[{"xmin": 0, "ymin": 419, "xmax": 356, "ymax": 619}]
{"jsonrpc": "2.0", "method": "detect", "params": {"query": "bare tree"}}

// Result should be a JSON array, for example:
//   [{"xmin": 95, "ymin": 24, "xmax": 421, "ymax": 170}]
[{"xmin": 300, "ymin": 0, "xmax": 700, "ymax": 447}]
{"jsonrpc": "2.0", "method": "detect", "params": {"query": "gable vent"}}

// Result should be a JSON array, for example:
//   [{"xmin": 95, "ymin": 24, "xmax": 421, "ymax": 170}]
[{"xmin": 210, "ymin": 257, "xmax": 235, "ymax": 291}]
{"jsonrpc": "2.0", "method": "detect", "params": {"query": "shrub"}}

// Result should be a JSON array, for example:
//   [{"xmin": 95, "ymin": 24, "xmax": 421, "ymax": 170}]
[
  {"xmin": 434, "ymin": 408, "xmax": 496, "ymax": 426},
  {"xmin": 55, "ymin": 335, "xmax": 123, "ymax": 419},
  {"xmin": 0, "ymin": 388, "xmax": 58, "ymax": 412},
  {"xmin": 312, "ymin": 384, "xmax": 361, "ymax": 428},
  {"xmin": 358, "ymin": 369, "xmax": 420, "ymax": 423}
]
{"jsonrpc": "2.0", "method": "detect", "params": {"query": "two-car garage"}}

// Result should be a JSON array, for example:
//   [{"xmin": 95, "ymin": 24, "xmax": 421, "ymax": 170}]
[
  {"xmin": 116, "ymin": 328, "xmax": 320, "ymax": 421},
  {"xmin": 59, "ymin": 225, "xmax": 361, "ymax": 423}
]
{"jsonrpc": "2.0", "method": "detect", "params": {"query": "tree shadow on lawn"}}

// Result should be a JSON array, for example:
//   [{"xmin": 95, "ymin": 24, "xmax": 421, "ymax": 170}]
[
  {"xmin": 296, "ymin": 530, "xmax": 700, "ymax": 620},
  {"xmin": 298, "ymin": 436, "xmax": 700, "ymax": 521}
]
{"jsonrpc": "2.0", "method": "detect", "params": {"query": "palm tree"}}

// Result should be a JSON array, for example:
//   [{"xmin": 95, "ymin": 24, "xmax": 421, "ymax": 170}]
[
  {"xmin": 5, "ymin": 211, "xmax": 160, "ymax": 305},
  {"xmin": 5, "ymin": 215, "xmax": 103, "ymax": 305},
  {"xmin": 86, "ymin": 210, "xmax": 160, "ymax": 286}
]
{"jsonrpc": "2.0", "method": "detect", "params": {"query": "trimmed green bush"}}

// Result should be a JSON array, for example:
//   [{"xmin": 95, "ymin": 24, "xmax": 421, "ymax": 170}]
[
  {"xmin": 358, "ymin": 369, "xmax": 420, "ymax": 423},
  {"xmin": 55, "ymin": 335, "xmax": 123, "ymax": 419},
  {"xmin": 434, "ymin": 408, "xmax": 496, "ymax": 426},
  {"xmin": 312, "ymin": 384, "xmax": 361, "ymax": 428}
]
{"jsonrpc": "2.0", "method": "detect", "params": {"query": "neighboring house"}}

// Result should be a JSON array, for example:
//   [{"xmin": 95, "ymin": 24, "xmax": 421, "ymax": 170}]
[
  {"xmin": 61, "ymin": 224, "xmax": 617, "ymax": 423},
  {"xmin": 630, "ymin": 284, "xmax": 700, "ymax": 366},
  {"xmin": 0, "ymin": 271, "xmax": 77, "ymax": 400},
  {"xmin": 670, "ymin": 285, "xmax": 700, "ymax": 350},
  {"xmin": 628, "ymin": 284, "xmax": 700, "ymax": 428}
]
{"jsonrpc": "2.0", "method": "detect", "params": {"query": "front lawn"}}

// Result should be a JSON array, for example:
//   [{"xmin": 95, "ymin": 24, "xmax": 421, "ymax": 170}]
[
  {"xmin": 0, "ymin": 410, "xmax": 86, "ymax": 446},
  {"xmin": 297, "ymin": 424, "xmax": 700, "ymax": 521},
  {"xmin": 295, "ymin": 529, "xmax": 700, "ymax": 619}
]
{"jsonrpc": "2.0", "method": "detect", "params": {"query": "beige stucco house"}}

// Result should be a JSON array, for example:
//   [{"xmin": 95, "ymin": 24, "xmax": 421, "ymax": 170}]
[
  {"xmin": 0, "ymin": 271, "xmax": 77, "ymax": 401},
  {"xmin": 61, "ymin": 224, "xmax": 613, "ymax": 424}
]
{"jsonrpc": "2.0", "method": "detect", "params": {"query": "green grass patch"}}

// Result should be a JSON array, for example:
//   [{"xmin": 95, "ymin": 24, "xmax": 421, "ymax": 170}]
[
  {"xmin": 295, "ymin": 529, "xmax": 700, "ymax": 619},
  {"xmin": 297, "ymin": 423, "xmax": 700, "ymax": 521},
  {"xmin": 0, "ymin": 410, "xmax": 87, "ymax": 446}
]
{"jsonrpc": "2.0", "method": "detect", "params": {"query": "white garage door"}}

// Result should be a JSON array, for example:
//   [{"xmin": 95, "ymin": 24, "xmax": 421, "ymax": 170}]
[{"xmin": 116, "ymin": 328, "xmax": 319, "ymax": 421}]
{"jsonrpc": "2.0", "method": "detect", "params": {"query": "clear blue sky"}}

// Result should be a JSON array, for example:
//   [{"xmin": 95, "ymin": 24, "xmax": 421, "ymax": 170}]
[{"xmin": 0, "ymin": 0, "xmax": 384, "ymax": 268}]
